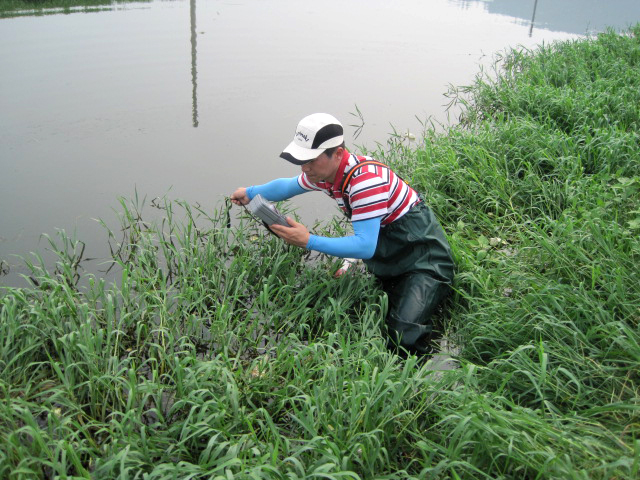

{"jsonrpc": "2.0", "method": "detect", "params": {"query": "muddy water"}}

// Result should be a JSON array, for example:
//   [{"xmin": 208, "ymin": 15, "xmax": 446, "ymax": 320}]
[{"xmin": 1, "ymin": 0, "xmax": 638, "ymax": 287}]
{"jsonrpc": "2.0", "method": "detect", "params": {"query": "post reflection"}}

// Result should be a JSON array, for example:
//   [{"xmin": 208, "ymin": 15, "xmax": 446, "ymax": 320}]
[
  {"xmin": 529, "ymin": 0, "xmax": 539, "ymax": 37},
  {"xmin": 190, "ymin": 0, "xmax": 198, "ymax": 127}
]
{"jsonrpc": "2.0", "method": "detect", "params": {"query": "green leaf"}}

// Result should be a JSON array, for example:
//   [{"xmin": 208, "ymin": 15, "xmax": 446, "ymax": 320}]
[{"xmin": 627, "ymin": 217, "xmax": 640, "ymax": 230}]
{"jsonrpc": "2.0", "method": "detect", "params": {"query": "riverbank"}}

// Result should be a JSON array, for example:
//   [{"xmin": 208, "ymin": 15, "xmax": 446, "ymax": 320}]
[
  {"xmin": 1, "ymin": 26, "xmax": 639, "ymax": 479},
  {"xmin": 0, "ymin": 0, "xmax": 150, "ymax": 17}
]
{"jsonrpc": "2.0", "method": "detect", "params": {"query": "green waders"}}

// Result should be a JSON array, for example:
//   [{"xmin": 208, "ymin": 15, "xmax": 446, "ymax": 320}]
[{"xmin": 363, "ymin": 202, "xmax": 455, "ymax": 356}]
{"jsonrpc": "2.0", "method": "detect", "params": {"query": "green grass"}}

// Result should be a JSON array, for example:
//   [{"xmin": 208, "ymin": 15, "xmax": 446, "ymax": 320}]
[{"xmin": 1, "ymin": 25, "xmax": 639, "ymax": 480}]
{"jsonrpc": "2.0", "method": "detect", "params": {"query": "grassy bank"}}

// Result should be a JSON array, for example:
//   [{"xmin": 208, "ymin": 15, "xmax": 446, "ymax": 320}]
[
  {"xmin": 1, "ymin": 26, "xmax": 639, "ymax": 479},
  {"xmin": 0, "ymin": 0, "xmax": 151, "ymax": 17}
]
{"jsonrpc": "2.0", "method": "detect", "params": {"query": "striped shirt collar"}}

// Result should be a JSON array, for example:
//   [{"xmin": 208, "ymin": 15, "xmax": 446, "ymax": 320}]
[
  {"xmin": 331, "ymin": 149, "xmax": 359, "ymax": 194},
  {"xmin": 330, "ymin": 148, "xmax": 352, "ymax": 185}
]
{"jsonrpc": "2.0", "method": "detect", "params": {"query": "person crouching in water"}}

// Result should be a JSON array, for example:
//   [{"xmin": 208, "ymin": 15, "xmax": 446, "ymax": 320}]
[{"xmin": 231, "ymin": 113, "xmax": 454, "ymax": 358}]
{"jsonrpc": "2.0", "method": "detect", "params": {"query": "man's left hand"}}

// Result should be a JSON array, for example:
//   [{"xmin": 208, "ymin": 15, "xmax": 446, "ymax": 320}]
[{"xmin": 269, "ymin": 217, "xmax": 310, "ymax": 248}]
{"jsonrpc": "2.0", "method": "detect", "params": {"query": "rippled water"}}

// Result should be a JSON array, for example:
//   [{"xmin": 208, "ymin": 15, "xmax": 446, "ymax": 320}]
[{"xmin": 1, "ymin": 0, "xmax": 638, "ymax": 286}]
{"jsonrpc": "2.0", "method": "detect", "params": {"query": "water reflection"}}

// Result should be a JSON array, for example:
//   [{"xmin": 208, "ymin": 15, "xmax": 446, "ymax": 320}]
[
  {"xmin": 453, "ymin": 0, "xmax": 640, "ymax": 35},
  {"xmin": 190, "ymin": 0, "xmax": 198, "ymax": 128},
  {"xmin": 529, "ymin": 0, "xmax": 538, "ymax": 37}
]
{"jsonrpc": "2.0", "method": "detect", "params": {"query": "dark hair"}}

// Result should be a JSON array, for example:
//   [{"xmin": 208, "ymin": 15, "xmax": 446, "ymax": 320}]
[{"xmin": 323, "ymin": 142, "xmax": 345, "ymax": 158}]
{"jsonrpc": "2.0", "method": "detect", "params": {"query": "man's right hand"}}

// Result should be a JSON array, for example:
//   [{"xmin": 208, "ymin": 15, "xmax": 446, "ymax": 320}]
[{"xmin": 230, "ymin": 187, "xmax": 250, "ymax": 206}]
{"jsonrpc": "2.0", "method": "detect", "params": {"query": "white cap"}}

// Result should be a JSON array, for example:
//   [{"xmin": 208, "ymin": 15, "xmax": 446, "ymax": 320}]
[{"xmin": 280, "ymin": 113, "xmax": 344, "ymax": 165}]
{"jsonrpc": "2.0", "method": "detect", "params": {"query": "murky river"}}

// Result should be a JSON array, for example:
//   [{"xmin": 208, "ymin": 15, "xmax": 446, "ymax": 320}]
[{"xmin": 1, "ymin": 0, "xmax": 639, "ymax": 287}]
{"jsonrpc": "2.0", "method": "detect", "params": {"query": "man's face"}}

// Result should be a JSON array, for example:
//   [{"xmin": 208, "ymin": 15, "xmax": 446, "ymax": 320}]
[{"xmin": 301, "ymin": 148, "xmax": 342, "ymax": 183}]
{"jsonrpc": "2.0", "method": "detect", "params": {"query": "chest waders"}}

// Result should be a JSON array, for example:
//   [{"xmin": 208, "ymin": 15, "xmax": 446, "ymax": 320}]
[{"xmin": 341, "ymin": 162, "xmax": 455, "ymax": 357}]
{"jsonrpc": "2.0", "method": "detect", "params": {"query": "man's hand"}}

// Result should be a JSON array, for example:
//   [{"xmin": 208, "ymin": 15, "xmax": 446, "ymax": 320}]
[
  {"xmin": 269, "ymin": 217, "xmax": 310, "ymax": 248},
  {"xmin": 231, "ymin": 187, "xmax": 250, "ymax": 206}
]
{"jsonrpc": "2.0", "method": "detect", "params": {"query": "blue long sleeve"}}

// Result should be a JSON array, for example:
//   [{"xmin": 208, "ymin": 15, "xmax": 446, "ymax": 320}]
[
  {"xmin": 306, "ymin": 217, "xmax": 381, "ymax": 259},
  {"xmin": 245, "ymin": 177, "xmax": 380, "ymax": 259},
  {"xmin": 246, "ymin": 177, "xmax": 305, "ymax": 202}
]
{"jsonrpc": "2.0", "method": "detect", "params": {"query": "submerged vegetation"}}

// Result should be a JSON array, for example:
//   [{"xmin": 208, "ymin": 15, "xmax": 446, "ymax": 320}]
[{"xmin": 1, "ymin": 25, "xmax": 640, "ymax": 480}]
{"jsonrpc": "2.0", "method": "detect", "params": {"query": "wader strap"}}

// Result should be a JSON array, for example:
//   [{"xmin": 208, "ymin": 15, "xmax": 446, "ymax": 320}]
[{"xmin": 339, "ymin": 160, "xmax": 390, "ymax": 219}]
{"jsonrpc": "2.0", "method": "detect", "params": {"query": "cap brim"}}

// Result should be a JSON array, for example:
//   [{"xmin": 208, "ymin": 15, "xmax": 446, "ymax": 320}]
[{"xmin": 279, "ymin": 141, "xmax": 325, "ymax": 165}]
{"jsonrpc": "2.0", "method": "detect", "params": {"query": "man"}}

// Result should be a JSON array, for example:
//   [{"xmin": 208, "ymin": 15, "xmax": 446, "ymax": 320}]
[{"xmin": 231, "ymin": 113, "xmax": 454, "ymax": 357}]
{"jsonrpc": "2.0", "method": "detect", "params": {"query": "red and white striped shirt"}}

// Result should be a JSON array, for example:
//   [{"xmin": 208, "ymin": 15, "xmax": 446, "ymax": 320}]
[{"xmin": 297, "ymin": 150, "xmax": 420, "ymax": 225}]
